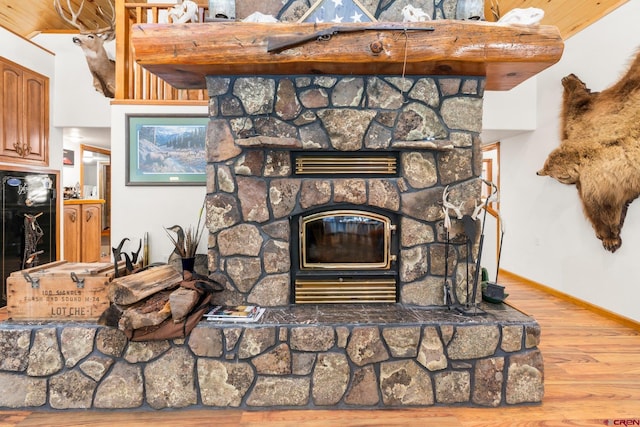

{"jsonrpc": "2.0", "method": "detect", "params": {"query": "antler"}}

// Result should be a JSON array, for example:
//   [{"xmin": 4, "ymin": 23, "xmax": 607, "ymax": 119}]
[
  {"xmin": 442, "ymin": 186, "xmax": 464, "ymax": 230},
  {"xmin": 54, "ymin": 0, "xmax": 87, "ymax": 32},
  {"xmin": 95, "ymin": 0, "xmax": 116, "ymax": 36},
  {"xmin": 489, "ymin": 0, "xmax": 501, "ymax": 21},
  {"xmin": 53, "ymin": 0, "xmax": 115, "ymax": 35}
]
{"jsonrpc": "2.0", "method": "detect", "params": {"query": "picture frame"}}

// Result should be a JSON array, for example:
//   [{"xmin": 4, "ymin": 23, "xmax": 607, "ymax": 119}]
[
  {"xmin": 63, "ymin": 149, "xmax": 75, "ymax": 166},
  {"xmin": 126, "ymin": 114, "xmax": 208, "ymax": 186}
]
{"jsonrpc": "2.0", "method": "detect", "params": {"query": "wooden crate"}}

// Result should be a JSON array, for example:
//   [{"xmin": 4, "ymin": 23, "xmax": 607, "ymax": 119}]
[{"xmin": 6, "ymin": 260, "xmax": 119, "ymax": 321}]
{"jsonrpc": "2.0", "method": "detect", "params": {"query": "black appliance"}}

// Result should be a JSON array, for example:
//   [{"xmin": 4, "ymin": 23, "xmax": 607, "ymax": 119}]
[{"xmin": 1, "ymin": 170, "xmax": 57, "ymax": 307}]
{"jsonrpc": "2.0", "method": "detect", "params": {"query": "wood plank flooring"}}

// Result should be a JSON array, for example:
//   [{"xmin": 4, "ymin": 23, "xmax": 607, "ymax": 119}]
[{"xmin": 1, "ymin": 270, "xmax": 639, "ymax": 427}]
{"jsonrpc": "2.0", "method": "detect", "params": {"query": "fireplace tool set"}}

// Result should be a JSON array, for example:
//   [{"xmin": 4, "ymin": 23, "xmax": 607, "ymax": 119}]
[{"xmin": 442, "ymin": 179, "xmax": 502, "ymax": 315}]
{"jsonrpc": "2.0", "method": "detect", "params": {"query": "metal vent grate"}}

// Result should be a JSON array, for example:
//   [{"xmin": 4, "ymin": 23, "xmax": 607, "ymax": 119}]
[
  {"xmin": 294, "ymin": 155, "xmax": 397, "ymax": 175},
  {"xmin": 295, "ymin": 278, "xmax": 397, "ymax": 303}
]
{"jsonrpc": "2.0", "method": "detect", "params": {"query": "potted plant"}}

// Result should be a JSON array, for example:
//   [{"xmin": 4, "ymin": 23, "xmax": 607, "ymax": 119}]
[{"xmin": 165, "ymin": 203, "xmax": 206, "ymax": 274}]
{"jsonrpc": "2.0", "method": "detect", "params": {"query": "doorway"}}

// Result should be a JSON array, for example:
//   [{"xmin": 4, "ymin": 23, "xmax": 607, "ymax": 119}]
[{"xmin": 80, "ymin": 144, "xmax": 111, "ymax": 241}]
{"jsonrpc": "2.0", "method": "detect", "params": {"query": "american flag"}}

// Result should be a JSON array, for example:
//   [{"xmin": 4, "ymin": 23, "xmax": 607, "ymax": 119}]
[{"xmin": 303, "ymin": 0, "xmax": 375, "ymax": 23}]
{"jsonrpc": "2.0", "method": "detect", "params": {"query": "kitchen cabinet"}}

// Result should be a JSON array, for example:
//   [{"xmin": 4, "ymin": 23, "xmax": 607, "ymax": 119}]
[
  {"xmin": 0, "ymin": 57, "xmax": 49, "ymax": 166},
  {"xmin": 64, "ymin": 200, "xmax": 104, "ymax": 263}
]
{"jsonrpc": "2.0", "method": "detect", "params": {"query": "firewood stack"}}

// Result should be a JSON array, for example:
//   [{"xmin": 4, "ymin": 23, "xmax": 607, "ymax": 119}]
[{"xmin": 99, "ymin": 264, "xmax": 203, "ymax": 332}]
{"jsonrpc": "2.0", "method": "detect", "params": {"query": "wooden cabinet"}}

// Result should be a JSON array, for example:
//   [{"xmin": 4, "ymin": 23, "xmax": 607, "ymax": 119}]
[
  {"xmin": 0, "ymin": 57, "xmax": 49, "ymax": 166},
  {"xmin": 64, "ymin": 200, "xmax": 104, "ymax": 263}
]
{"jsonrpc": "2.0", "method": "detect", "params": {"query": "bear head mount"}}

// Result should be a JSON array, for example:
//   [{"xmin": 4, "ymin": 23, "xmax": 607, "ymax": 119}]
[{"xmin": 537, "ymin": 49, "xmax": 640, "ymax": 253}]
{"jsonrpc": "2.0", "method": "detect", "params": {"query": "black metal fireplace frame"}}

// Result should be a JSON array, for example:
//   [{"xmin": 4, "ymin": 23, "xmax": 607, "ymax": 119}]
[{"xmin": 290, "ymin": 204, "xmax": 400, "ymax": 304}]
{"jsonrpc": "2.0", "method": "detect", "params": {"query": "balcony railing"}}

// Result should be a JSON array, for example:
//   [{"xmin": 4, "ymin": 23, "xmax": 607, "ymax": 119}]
[{"xmin": 115, "ymin": 1, "xmax": 209, "ymax": 102}]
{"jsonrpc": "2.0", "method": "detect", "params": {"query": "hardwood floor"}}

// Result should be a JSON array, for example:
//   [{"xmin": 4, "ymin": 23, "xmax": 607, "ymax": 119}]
[{"xmin": 1, "ymin": 271, "xmax": 639, "ymax": 427}]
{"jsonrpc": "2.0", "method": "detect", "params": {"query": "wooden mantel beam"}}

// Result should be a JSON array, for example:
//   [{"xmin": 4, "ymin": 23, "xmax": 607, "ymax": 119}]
[{"xmin": 131, "ymin": 21, "xmax": 564, "ymax": 91}]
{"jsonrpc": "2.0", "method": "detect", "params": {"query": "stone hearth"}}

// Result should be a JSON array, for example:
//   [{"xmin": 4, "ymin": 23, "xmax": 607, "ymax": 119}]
[{"xmin": 0, "ymin": 304, "xmax": 543, "ymax": 409}]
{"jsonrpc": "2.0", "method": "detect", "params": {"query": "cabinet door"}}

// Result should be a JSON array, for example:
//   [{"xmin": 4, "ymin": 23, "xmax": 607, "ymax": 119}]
[
  {"xmin": 81, "ymin": 204, "xmax": 102, "ymax": 263},
  {"xmin": 22, "ymin": 70, "xmax": 49, "ymax": 164},
  {"xmin": 0, "ymin": 63, "xmax": 22, "ymax": 158},
  {"xmin": 0, "ymin": 58, "xmax": 49, "ymax": 165},
  {"xmin": 63, "ymin": 205, "xmax": 81, "ymax": 263}
]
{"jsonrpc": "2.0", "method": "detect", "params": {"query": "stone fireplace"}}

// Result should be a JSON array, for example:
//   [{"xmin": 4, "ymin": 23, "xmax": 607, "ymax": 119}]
[
  {"xmin": 0, "ymin": 2, "xmax": 565, "ymax": 411},
  {"xmin": 205, "ymin": 73, "xmax": 484, "ymax": 309}
]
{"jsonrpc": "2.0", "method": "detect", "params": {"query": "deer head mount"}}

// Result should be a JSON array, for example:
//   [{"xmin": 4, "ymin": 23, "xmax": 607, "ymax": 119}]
[{"xmin": 54, "ymin": 0, "xmax": 116, "ymax": 98}]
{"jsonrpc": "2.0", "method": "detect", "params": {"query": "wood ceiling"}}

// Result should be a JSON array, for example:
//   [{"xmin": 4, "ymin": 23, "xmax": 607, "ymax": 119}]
[
  {"xmin": 0, "ymin": 0, "xmax": 630, "ymax": 40},
  {"xmin": 484, "ymin": 0, "xmax": 629, "ymax": 39}
]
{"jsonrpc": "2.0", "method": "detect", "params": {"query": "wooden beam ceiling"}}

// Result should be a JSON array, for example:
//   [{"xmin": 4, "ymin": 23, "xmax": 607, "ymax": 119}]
[
  {"xmin": 0, "ymin": 1, "xmax": 629, "ymax": 42},
  {"xmin": 484, "ymin": 0, "xmax": 630, "ymax": 39}
]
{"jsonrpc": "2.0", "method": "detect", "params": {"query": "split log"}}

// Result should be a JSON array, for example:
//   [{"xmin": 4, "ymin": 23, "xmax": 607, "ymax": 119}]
[
  {"xmin": 169, "ymin": 287, "xmax": 200, "ymax": 323},
  {"xmin": 118, "ymin": 290, "xmax": 173, "ymax": 330},
  {"xmin": 107, "ymin": 264, "xmax": 182, "ymax": 305}
]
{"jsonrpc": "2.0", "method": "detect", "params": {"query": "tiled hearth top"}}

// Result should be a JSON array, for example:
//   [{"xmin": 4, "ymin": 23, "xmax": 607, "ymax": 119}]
[
  {"xmin": 223, "ymin": 302, "xmax": 534, "ymax": 326},
  {"xmin": 0, "ymin": 303, "xmax": 533, "ymax": 328}
]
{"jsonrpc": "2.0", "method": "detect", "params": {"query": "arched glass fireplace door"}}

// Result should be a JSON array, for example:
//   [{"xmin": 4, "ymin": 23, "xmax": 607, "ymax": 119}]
[{"xmin": 300, "ymin": 210, "xmax": 394, "ymax": 270}]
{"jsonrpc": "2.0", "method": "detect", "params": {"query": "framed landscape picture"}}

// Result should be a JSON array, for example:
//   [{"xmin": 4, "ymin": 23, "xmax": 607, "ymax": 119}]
[{"xmin": 126, "ymin": 115, "xmax": 208, "ymax": 185}]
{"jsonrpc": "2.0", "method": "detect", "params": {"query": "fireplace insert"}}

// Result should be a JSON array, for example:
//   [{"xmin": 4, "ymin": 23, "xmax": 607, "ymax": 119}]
[{"xmin": 292, "ymin": 207, "xmax": 398, "ymax": 303}]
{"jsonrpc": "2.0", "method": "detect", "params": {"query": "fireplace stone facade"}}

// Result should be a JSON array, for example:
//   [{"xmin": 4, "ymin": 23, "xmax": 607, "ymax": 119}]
[{"xmin": 205, "ymin": 74, "xmax": 483, "ymax": 308}]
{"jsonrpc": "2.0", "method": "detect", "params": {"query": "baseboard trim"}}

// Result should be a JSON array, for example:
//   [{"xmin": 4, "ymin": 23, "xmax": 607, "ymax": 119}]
[{"xmin": 500, "ymin": 269, "xmax": 640, "ymax": 332}]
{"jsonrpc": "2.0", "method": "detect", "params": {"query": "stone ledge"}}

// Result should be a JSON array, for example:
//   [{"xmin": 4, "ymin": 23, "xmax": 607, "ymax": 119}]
[{"xmin": 0, "ymin": 303, "xmax": 543, "ymax": 410}]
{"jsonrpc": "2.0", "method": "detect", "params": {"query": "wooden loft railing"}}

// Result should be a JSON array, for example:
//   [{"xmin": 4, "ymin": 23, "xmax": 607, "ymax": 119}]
[{"xmin": 114, "ymin": 0, "xmax": 209, "ymax": 102}]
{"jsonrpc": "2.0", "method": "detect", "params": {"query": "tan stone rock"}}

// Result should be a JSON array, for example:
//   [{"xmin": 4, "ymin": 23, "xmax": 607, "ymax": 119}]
[
  {"xmin": 506, "ymin": 350, "xmax": 544, "ymax": 404},
  {"xmin": 417, "ymin": 326, "xmax": 447, "ymax": 371},
  {"xmin": 188, "ymin": 327, "xmax": 223, "ymax": 357},
  {"xmin": 0, "ymin": 373, "xmax": 46, "ymax": 407},
  {"xmin": 124, "ymin": 340, "xmax": 171, "ymax": 363},
  {"xmin": 317, "ymin": 109, "xmax": 377, "ymax": 151},
  {"xmin": 270, "ymin": 179, "xmax": 301, "ymax": 219},
  {"xmin": 382, "ymin": 326, "xmax": 421, "ymax": 358},
  {"xmin": 233, "ymin": 77, "xmax": 275, "ymax": 115},
  {"xmin": 27, "ymin": 328, "xmax": 63, "ymax": 376},
  {"xmin": 226, "ymin": 257, "xmax": 262, "ymax": 292},
  {"xmin": 399, "ymin": 246, "xmax": 428, "ymax": 282},
  {"xmin": 441, "ymin": 97, "xmax": 483, "ymax": 132},
  {"xmin": 346, "ymin": 327, "xmax": 389, "ymax": 366},
  {"xmin": 49, "ymin": 370, "xmax": 96, "ymax": 409},
  {"xmin": 334, "ymin": 179, "xmax": 367, "ymax": 204},
  {"xmin": 501, "ymin": 325, "xmax": 523, "ymax": 352},
  {"xmin": 217, "ymin": 224, "xmax": 263, "ymax": 256},
  {"xmin": 434, "ymin": 371, "xmax": 470, "ymax": 403},
  {"xmin": 400, "ymin": 276, "xmax": 445, "ymax": 306},
  {"xmin": 263, "ymin": 240, "xmax": 290, "ymax": 274},
  {"xmin": 447, "ymin": 326, "xmax": 500, "ymax": 360},
  {"xmin": 247, "ymin": 274, "xmax": 290, "ymax": 306},
  {"xmin": 380, "ymin": 360, "xmax": 434, "ymax": 405},
  {"xmin": 246, "ymin": 377, "xmax": 310, "ymax": 406},
  {"xmin": 237, "ymin": 177, "xmax": 269, "ymax": 222},
  {"xmin": 473, "ymin": 357, "xmax": 504, "ymax": 407},
  {"xmin": 94, "ymin": 362, "xmax": 143, "ymax": 409},
  {"xmin": 290, "ymin": 326, "xmax": 335, "ymax": 352},
  {"xmin": 312, "ymin": 353, "xmax": 349, "ymax": 405},
  {"xmin": 198, "ymin": 359, "xmax": 254, "ymax": 406},
  {"xmin": 402, "ymin": 152, "xmax": 438, "ymax": 189},
  {"xmin": 207, "ymin": 119, "xmax": 242, "ymax": 162},
  {"xmin": 144, "ymin": 347, "xmax": 197, "ymax": 409},
  {"xmin": 252, "ymin": 343, "xmax": 291, "ymax": 375},
  {"xmin": 238, "ymin": 327, "xmax": 276, "ymax": 359},
  {"xmin": 79, "ymin": 356, "xmax": 113, "ymax": 382},
  {"xmin": 368, "ymin": 179, "xmax": 400, "ymax": 211},
  {"xmin": 344, "ymin": 365, "xmax": 379, "ymax": 405},
  {"xmin": 0, "ymin": 329, "xmax": 31, "ymax": 371}
]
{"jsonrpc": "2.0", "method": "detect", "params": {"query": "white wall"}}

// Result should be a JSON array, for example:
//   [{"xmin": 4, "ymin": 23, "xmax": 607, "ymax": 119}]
[
  {"xmin": 499, "ymin": 1, "xmax": 640, "ymax": 322},
  {"xmin": 110, "ymin": 104, "xmax": 208, "ymax": 264},
  {"xmin": 31, "ymin": 33, "xmax": 111, "ymax": 128}
]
